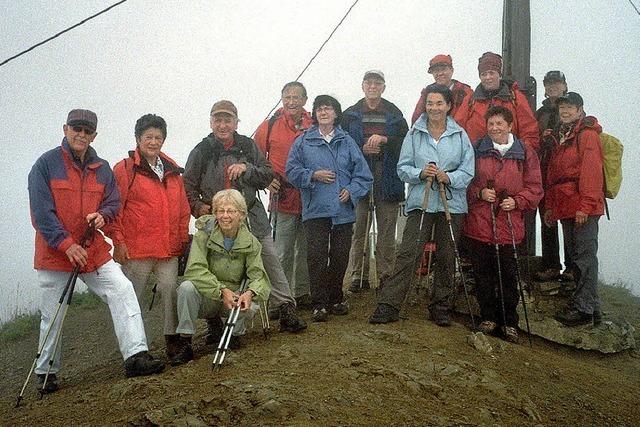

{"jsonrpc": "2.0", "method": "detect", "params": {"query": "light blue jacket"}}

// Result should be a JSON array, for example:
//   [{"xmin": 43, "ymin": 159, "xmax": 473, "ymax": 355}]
[
  {"xmin": 398, "ymin": 115, "xmax": 474, "ymax": 214},
  {"xmin": 286, "ymin": 125, "xmax": 373, "ymax": 225}
]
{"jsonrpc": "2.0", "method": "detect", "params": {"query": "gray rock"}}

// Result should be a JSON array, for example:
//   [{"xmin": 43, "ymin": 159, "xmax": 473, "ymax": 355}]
[
  {"xmin": 362, "ymin": 329, "xmax": 409, "ymax": 344},
  {"xmin": 466, "ymin": 332, "xmax": 493, "ymax": 353}
]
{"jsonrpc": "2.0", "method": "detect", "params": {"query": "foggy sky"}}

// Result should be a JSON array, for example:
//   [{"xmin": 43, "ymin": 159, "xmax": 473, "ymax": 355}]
[{"xmin": 1, "ymin": 0, "xmax": 638, "ymax": 323}]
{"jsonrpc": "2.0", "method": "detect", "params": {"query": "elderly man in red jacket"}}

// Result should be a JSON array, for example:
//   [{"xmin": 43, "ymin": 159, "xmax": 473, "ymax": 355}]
[
  {"xmin": 255, "ymin": 82, "xmax": 314, "ymax": 309},
  {"xmin": 411, "ymin": 54, "xmax": 472, "ymax": 125},
  {"xmin": 28, "ymin": 109, "xmax": 164, "ymax": 393},
  {"xmin": 543, "ymin": 92, "xmax": 604, "ymax": 327}
]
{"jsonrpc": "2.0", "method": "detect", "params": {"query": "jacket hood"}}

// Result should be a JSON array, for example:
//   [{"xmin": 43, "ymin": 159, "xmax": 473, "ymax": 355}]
[
  {"xmin": 476, "ymin": 135, "xmax": 526, "ymax": 161},
  {"xmin": 129, "ymin": 148, "xmax": 183, "ymax": 174},
  {"xmin": 578, "ymin": 115, "xmax": 602, "ymax": 134},
  {"xmin": 473, "ymin": 80, "xmax": 515, "ymax": 101},
  {"xmin": 304, "ymin": 124, "xmax": 349, "ymax": 142},
  {"xmin": 195, "ymin": 215, "xmax": 253, "ymax": 251}
]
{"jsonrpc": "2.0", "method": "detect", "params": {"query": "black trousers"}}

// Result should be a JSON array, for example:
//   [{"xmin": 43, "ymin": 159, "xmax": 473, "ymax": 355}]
[
  {"xmin": 304, "ymin": 218, "xmax": 352, "ymax": 309},
  {"xmin": 468, "ymin": 238, "xmax": 520, "ymax": 327}
]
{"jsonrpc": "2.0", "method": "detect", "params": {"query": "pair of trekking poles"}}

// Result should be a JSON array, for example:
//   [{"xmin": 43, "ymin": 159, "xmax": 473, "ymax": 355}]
[
  {"xmin": 16, "ymin": 222, "xmax": 96, "ymax": 407},
  {"xmin": 402, "ymin": 163, "xmax": 476, "ymax": 329},
  {"xmin": 487, "ymin": 180, "xmax": 532, "ymax": 347}
]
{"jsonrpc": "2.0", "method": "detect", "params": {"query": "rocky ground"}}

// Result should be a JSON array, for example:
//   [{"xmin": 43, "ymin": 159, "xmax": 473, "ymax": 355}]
[{"xmin": 1, "ymin": 281, "xmax": 639, "ymax": 427}]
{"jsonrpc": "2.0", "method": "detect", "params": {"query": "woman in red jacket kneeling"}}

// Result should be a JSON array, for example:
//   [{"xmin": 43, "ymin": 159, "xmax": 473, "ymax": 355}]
[{"xmin": 464, "ymin": 106, "xmax": 543, "ymax": 342}]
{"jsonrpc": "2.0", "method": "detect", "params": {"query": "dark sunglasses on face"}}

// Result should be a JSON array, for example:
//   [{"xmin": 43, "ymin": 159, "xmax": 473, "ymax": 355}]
[{"xmin": 71, "ymin": 125, "xmax": 94, "ymax": 134}]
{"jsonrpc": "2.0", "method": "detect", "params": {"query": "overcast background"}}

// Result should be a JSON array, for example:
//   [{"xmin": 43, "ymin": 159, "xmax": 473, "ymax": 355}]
[{"xmin": 1, "ymin": 0, "xmax": 638, "ymax": 324}]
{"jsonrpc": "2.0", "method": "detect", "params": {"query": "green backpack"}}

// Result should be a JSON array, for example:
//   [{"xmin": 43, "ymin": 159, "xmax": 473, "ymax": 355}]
[{"xmin": 599, "ymin": 132, "xmax": 623, "ymax": 200}]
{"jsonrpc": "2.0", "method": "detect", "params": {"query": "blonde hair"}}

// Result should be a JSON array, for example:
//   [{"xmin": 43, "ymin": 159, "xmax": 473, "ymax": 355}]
[{"xmin": 211, "ymin": 189, "xmax": 247, "ymax": 216}]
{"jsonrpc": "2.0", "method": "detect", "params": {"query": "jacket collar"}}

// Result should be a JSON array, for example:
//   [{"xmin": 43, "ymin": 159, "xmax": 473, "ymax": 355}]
[
  {"xmin": 472, "ymin": 80, "xmax": 512, "ymax": 101},
  {"xmin": 304, "ymin": 124, "xmax": 348, "ymax": 144},
  {"xmin": 476, "ymin": 135, "xmax": 525, "ymax": 160},
  {"xmin": 61, "ymin": 138, "xmax": 101, "ymax": 168},
  {"xmin": 129, "ymin": 148, "xmax": 183, "ymax": 175}
]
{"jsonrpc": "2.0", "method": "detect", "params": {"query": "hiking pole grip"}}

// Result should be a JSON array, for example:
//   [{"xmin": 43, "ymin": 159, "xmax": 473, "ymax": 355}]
[{"xmin": 438, "ymin": 181, "xmax": 451, "ymax": 222}]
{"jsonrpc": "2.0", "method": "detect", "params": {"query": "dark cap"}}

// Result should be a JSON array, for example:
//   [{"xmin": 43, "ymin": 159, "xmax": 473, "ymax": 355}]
[
  {"xmin": 363, "ymin": 70, "xmax": 385, "ymax": 82},
  {"xmin": 478, "ymin": 52, "xmax": 502, "ymax": 74},
  {"xmin": 66, "ymin": 109, "xmax": 97, "ymax": 132},
  {"xmin": 556, "ymin": 91, "xmax": 583, "ymax": 107},
  {"xmin": 428, "ymin": 54, "xmax": 453, "ymax": 73},
  {"xmin": 543, "ymin": 70, "xmax": 566, "ymax": 84},
  {"xmin": 210, "ymin": 100, "xmax": 238, "ymax": 118}
]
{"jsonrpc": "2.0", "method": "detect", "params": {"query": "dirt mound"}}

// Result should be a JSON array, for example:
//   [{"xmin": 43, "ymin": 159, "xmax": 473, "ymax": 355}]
[{"xmin": 1, "ymin": 289, "xmax": 639, "ymax": 426}]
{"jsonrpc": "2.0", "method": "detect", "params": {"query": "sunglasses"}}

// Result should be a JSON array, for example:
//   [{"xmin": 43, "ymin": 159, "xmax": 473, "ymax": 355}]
[{"xmin": 70, "ymin": 125, "xmax": 94, "ymax": 134}]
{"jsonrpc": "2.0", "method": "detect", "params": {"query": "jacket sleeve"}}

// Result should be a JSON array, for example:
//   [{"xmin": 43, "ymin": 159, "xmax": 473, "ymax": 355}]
[
  {"xmin": 103, "ymin": 160, "xmax": 128, "ymax": 244},
  {"xmin": 245, "ymin": 238, "xmax": 271, "ymax": 302},
  {"xmin": 411, "ymin": 90, "xmax": 427, "ymax": 126},
  {"xmin": 242, "ymin": 140, "xmax": 274, "ymax": 190},
  {"xmin": 384, "ymin": 115, "xmax": 409, "ymax": 152},
  {"xmin": 183, "ymin": 227, "xmax": 223, "ymax": 301},
  {"xmin": 285, "ymin": 135, "xmax": 314, "ymax": 189},
  {"xmin": 453, "ymin": 92, "xmax": 473, "ymax": 130},
  {"xmin": 345, "ymin": 138, "xmax": 374, "ymax": 205},
  {"xmin": 178, "ymin": 178, "xmax": 191, "ymax": 244},
  {"xmin": 577, "ymin": 130, "xmax": 604, "ymax": 214},
  {"xmin": 96, "ymin": 162, "xmax": 120, "ymax": 224},
  {"xmin": 446, "ymin": 131, "xmax": 475, "ymax": 190},
  {"xmin": 514, "ymin": 145, "xmax": 543, "ymax": 211},
  {"xmin": 183, "ymin": 146, "xmax": 206, "ymax": 216},
  {"xmin": 514, "ymin": 91, "xmax": 541, "ymax": 152},
  {"xmin": 466, "ymin": 156, "xmax": 484, "ymax": 211},
  {"xmin": 253, "ymin": 120, "xmax": 269, "ymax": 155},
  {"xmin": 28, "ymin": 156, "xmax": 74, "ymax": 252},
  {"xmin": 397, "ymin": 131, "xmax": 423, "ymax": 185}
]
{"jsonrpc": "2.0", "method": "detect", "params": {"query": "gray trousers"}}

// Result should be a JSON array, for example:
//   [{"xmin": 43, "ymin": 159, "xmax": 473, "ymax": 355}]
[
  {"xmin": 121, "ymin": 257, "xmax": 179, "ymax": 335},
  {"xmin": 378, "ymin": 210, "xmax": 463, "ymax": 312},
  {"xmin": 349, "ymin": 199, "xmax": 399, "ymax": 285},
  {"xmin": 273, "ymin": 212, "xmax": 310, "ymax": 298},
  {"xmin": 257, "ymin": 234, "xmax": 296, "ymax": 308},
  {"xmin": 561, "ymin": 216, "xmax": 601, "ymax": 314},
  {"xmin": 175, "ymin": 281, "xmax": 258, "ymax": 336}
]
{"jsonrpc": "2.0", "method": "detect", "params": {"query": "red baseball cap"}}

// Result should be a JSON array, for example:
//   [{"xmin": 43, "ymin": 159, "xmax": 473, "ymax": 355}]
[{"xmin": 428, "ymin": 54, "xmax": 453, "ymax": 73}]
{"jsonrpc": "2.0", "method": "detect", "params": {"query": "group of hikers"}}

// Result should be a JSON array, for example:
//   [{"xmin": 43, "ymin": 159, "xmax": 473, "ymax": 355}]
[{"xmin": 27, "ymin": 50, "xmax": 609, "ymax": 394}]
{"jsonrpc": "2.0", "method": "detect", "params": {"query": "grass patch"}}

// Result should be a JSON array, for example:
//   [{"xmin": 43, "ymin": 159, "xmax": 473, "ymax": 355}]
[
  {"xmin": 0, "ymin": 313, "xmax": 39, "ymax": 344},
  {"xmin": 0, "ymin": 291, "xmax": 104, "ymax": 344}
]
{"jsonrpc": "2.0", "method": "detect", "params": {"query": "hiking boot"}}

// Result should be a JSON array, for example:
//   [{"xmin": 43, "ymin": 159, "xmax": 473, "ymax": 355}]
[
  {"xmin": 329, "ymin": 302, "xmax": 349, "ymax": 316},
  {"xmin": 164, "ymin": 334, "xmax": 181, "ymax": 359},
  {"xmin": 124, "ymin": 351, "xmax": 165, "ymax": 378},
  {"xmin": 204, "ymin": 317, "xmax": 224, "ymax": 345},
  {"xmin": 229, "ymin": 335, "xmax": 244, "ymax": 350},
  {"xmin": 36, "ymin": 373, "xmax": 59, "ymax": 394},
  {"xmin": 503, "ymin": 326, "xmax": 519, "ymax": 343},
  {"xmin": 593, "ymin": 310, "xmax": 602, "ymax": 326},
  {"xmin": 477, "ymin": 320, "xmax": 498, "ymax": 335},
  {"xmin": 430, "ymin": 309, "xmax": 451, "ymax": 327},
  {"xmin": 348, "ymin": 280, "xmax": 370, "ymax": 293},
  {"xmin": 554, "ymin": 308, "xmax": 592, "ymax": 327},
  {"xmin": 170, "ymin": 337, "xmax": 193, "ymax": 366},
  {"xmin": 533, "ymin": 268, "xmax": 561, "ymax": 282},
  {"xmin": 368, "ymin": 303, "xmax": 399, "ymax": 324},
  {"xmin": 268, "ymin": 309, "xmax": 281, "ymax": 321},
  {"xmin": 559, "ymin": 269, "xmax": 575, "ymax": 282},
  {"xmin": 279, "ymin": 303, "xmax": 308, "ymax": 333},
  {"xmin": 311, "ymin": 307, "xmax": 329, "ymax": 322}
]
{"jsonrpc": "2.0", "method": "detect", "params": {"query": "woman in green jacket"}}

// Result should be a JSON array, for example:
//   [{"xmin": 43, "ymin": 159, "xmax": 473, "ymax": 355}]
[{"xmin": 171, "ymin": 189, "xmax": 270, "ymax": 365}]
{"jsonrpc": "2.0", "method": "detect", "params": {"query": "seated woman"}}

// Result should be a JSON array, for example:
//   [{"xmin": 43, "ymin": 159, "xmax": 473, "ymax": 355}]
[
  {"xmin": 464, "ymin": 106, "xmax": 542, "ymax": 342},
  {"xmin": 171, "ymin": 189, "xmax": 271, "ymax": 365}
]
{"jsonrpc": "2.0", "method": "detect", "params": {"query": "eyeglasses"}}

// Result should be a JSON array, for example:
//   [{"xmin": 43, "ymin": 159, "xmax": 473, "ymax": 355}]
[
  {"xmin": 216, "ymin": 208, "xmax": 239, "ymax": 215},
  {"xmin": 282, "ymin": 95, "xmax": 304, "ymax": 102},
  {"xmin": 70, "ymin": 125, "xmax": 94, "ymax": 135},
  {"xmin": 316, "ymin": 106, "xmax": 334, "ymax": 113}
]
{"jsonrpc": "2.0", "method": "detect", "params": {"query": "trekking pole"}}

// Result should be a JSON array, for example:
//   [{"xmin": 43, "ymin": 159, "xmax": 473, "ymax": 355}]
[
  {"xmin": 148, "ymin": 284, "xmax": 157, "ymax": 311},
  {"xmin": 506, "ymin": 209, "xmax": 533, "ymax": 347},
  {"xmin": 16, "ymin": 222, "xmax": 95, "ymax": 406},
  {"xmin": 370, "ymin": 199, "xmax": 378, "ymax": 287},
  {"xmin": 258, "ymin": 300, "xmax": 270, "ymax": 339},
  {"xmin": 487, "ymin": 180, "xmax": 508, "ymax": 333},
  {"xmin": 358, "ymin": 190, "xmax": 373, "ymax": 290},
  {"xmin": 438, "ymin": 180, "xmax": 476, "ymax": 329},
  {"xmin": 212, "ymin": 277, "xmax": 249, "ymax": 370},
  {"xmin": 400, "ymin": 162, "xmax": 435, "ymax": 318},
  {"xmin": 271, "ymin": 192, "xmax": 279, "ymax": 241}
]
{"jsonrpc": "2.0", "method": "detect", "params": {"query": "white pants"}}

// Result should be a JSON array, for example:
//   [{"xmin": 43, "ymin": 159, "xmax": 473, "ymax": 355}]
[
  {"xmin": 36, "ymin": 260, "xmax": 148, "ymax": 374},
  {"xmin": 121, "ymin": 257, "xmax": 179, "ymax": 335},
  {"xmin": 175, "ymin": 280, "xmax": 257, "ymax": 337}
]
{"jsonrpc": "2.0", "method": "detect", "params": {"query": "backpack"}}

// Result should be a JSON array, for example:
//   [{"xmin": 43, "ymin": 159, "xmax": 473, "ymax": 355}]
[{"xmin": 599, "ymin": 132, "xmax": 623, "ymax": 199}]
